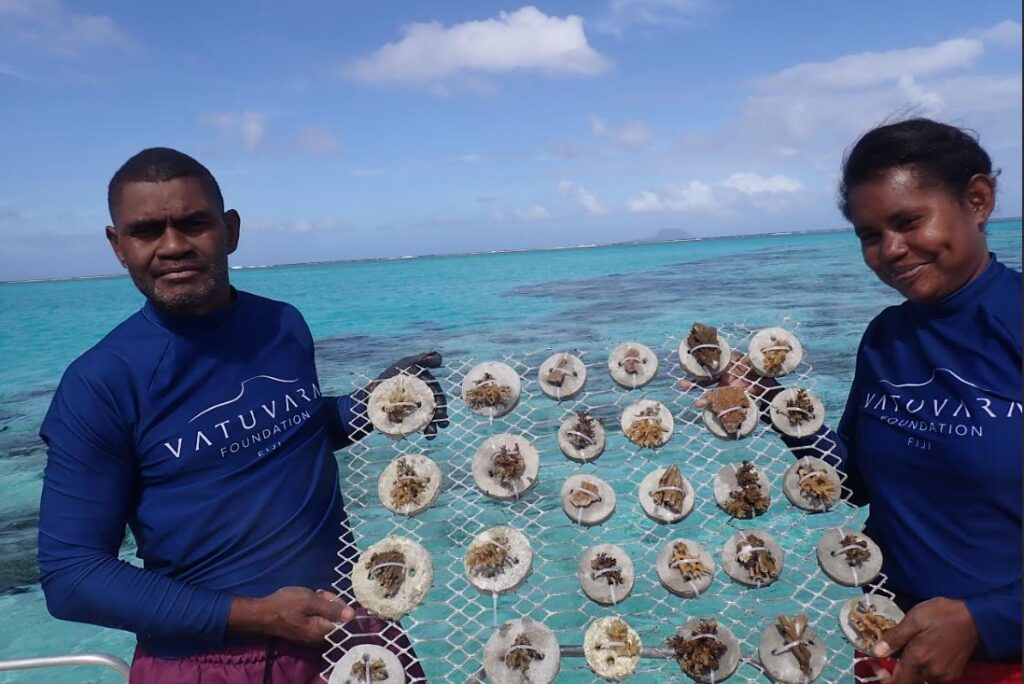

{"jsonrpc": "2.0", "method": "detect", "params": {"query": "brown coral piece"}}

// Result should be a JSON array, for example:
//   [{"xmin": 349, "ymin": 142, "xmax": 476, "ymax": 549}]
[
  {"xmin": 602, "ymin": 619, "xmax": 641, "ymax": 663},
  {"xmin": 384, "ymin": 387, "xmax": 419, "ymax": 424},
  {"xmin": 839, "ymin": 535, "xmax": 871, "ymax": 567},
  {"xmin": 466, "ymin": 372, "xmax": 513, "ymax": 409},
  {"xmin": 775, "ymin": 614, "xmax": 812, "ymax": 676},
  {"xmin": 620, "ymin": 346, "xmax": 644, "ymax": 374},
  {"xmin": 545, "ymin": 355, "xmax": 576, "ymax": 387},
  {"xmin": 667, "ymin": 619, "xmax": 727, "ymax": 678},
  {"xmin": 670, "ymin": 542, "xmax": 711, "ymax": 581},
  {"xmin": 796, "ymin": 462, "xmax": 838, "ymax": 508},
  {"xmin": 489, "ymin": 444, "xmax": 525, "ymax": 483},
  {"xmin": 390, "ymin": 458, "xmax": 427, "ymax": 507},
  {"xmin": 569, "ymin": 480, "xmax": 602, "ymax": 508},
  {"xmin": 785, "ymin": 389, "xmax": 816, "ymax": 425},
  {"xmin": 351, "ymin": 656, "xmax": 389, "ymax": 682},
  {"xmin": 736, "ymin": 534, "xmax": 777, "ymax": 583},
  {"xmin": 722, "ymin": 461, "xmax": 770, "ymax": 519},
  {"xmin": 761, "ymin": 340, "xmax": 793, "ymax": 376},
  {"xmin": 591, "ymin": 553, "xmax": 624, "ymax": 585},
  {"xmin": 504, "ymin": 634, "xmax": 544, "ymax": 672},
  {"xmin": 367, "ymin": 550, "xmax": 406, "ymax": 597},
  {"xmin": 467, "ymin": 537, "xmax": 515, "ymax": 578},
  {"xmin": 567, "ymin": 412, "xmax": 598, "ymax": 450},
  {"xmin": 849, "ymin": 600, "xmax": 897, "ymax": 648},
  {"xmin": 626, "ymin": 404, "xmax": 669, "ymax": 447},
  {"xmin": 687, "ymin": 323, "xmax": 722, "ymax": 370},
  {"xmin": 707, "ymin": 386, "xmax": 750, "ymax": 435},
  {"xmin": 652, "ymin": 464, "xmax": 687, "ymax": 513}
]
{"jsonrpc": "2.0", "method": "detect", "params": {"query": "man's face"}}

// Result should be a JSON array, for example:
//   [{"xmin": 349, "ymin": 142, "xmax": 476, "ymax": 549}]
[{"xmin": 107, "ymin": 177, "xmax": 240, "ymax": 316}]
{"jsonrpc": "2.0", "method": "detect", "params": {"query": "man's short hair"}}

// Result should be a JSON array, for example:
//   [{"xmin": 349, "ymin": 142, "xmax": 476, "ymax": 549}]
[{"xmin": 107, "ymin": 147, "xmax": 225, "ymax": 221}]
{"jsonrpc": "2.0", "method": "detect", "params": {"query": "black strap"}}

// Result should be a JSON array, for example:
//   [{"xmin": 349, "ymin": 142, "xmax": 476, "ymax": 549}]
[{"xmin": 263, "ymin": 638, "xmax": 277, "ymax": 684}]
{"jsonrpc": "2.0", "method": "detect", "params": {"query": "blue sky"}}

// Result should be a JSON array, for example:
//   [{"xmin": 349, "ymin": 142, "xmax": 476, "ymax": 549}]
[{"xmin": 1, "ymin": 1, "xmax": 1020, "ymax": 280}]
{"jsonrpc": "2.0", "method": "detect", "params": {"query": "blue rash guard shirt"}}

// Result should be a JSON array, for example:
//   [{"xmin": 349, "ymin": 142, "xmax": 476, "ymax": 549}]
[
  {"xmin": 781, "ymin": 255, "xmax": 1022, "ymax": 662},
  {"xmin": 38, "ymin": 290, "xmax": 365, "ymax": 658}
]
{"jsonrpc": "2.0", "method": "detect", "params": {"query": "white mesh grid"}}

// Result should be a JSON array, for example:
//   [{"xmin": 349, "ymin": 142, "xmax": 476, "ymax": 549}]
[{"xmin": 322, "ymin": 323, "xmax": 893, "ymax": 683}]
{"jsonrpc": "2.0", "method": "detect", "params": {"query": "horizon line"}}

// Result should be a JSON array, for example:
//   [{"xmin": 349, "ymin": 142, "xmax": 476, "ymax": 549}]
[{"xmin": 2, "ymin": 216, "xmax": 1021, "ymax": 286}]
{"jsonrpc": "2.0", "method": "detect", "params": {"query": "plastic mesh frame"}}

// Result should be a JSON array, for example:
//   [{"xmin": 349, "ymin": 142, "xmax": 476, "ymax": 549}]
[{"xmin": 322, "ymin": 324, "xmax": 892, "ymax": 683}]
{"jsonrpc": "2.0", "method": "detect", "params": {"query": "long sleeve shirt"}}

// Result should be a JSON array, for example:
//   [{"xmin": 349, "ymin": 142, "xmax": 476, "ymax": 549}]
[
  {"xmin": 780, "ymin": 255, "xmax": 1022, "ymax": 662},
  {"xmin": 38, "ymin": 290, "xmax": 366, "ymax": 658}
]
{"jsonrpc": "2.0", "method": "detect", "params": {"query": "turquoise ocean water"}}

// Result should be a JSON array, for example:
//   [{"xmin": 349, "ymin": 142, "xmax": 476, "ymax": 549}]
[{"xmin": 0, "ymin": 222, "xmax": 1020, "ymax": 681}]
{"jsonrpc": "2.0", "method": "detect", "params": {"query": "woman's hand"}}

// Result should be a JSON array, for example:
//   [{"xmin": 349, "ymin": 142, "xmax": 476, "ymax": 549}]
[
  {"xmin": 678, "ymin": 353, "xmax": 780, "ymax": 408},
  {"xmin": 874, "ymin": 598, "xmax": 979, "ymax": 683}
]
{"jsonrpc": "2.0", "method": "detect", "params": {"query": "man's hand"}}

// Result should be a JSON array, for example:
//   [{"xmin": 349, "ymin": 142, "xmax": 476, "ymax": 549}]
[
  {"xmin": 374, "ymin": 351, "xmax": 450, "ymax": 439},
  {"xmin": 678, "ymin": 353, "xmax": 780, "ymax": 408},
  {"xmin": 874, "ymin": 598, "xmax": 979, "ymax": 683},
  {"xmin": 228, "ymin": 587, "xmax": 356, "ymax": 645}
]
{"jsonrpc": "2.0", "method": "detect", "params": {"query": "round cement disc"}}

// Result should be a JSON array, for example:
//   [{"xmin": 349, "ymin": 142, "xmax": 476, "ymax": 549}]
[
  {"xmin": 838, "ymin": 595, "xmax": 905, "ymax": 652},
  {"xmin": 607, "ymin": 342, "xmax": 658, "ymax": 389},
  {"xmin": 701, "ymin": 391, "xmax": 759, "ymax": 440},
  {"xmin": 713, "ymin": 462, "xmax": 771, "ymax": 519},
  {"xmin": 620, "ymin": 400, "xmax": 674, "ymax": 448},
  {"xmin": 368, "ymin": 375, "xmax": 437, "ymax": 438},
  {"xmin": 557, "ymin": 413, "xmax": 607, "ymax": 462},
  {"xmin": 769, "ymin": 388, "xmax": 825, "ymax": 438},
  {"xmin": 671, "ymin": 617, "xmax": 741, "ymax": 683},
  {"xmin": 472, "ymin": 434, "xmax": 540, "ymax": 501},
  {"xmin": 782, "ymin": 457, "xmax": 841, "ymax": 513},
  {"xmin": 721, "ymin": 530, "xmax": 784, "ymax": 588},
  {"xmin": 679, "ymin": 335, "xmax": 732, "ymax": 380},
  {"xmin": 561, "ymin": 475, "xmax": 616, "ymax": 526},
  {"xmin": 578, "ymin": 544, "xmax": 635, "ymax": 605},
  {"xmin": 816, "ymin": 528, "xmax": 882, "ymax": 587},
  {"xmin": 748, "ymin": 327, "xmax": 804, "ymax": 378},
  {"xmin": 583, "ymin": 616, "xmax": 642, "ymax": 682},
  {"xmin": 537, "ymin": 352, "xmax": 587, "ymax": 400},
  {"xmin": 377, "ymin": 454, "xmax": 443, "ymax": 517},
  {"xmin": 758, "ymin": 619, "xmax": 827, "ymax": 684},
  {"xmin": 656, "ymin": 539, "xmax": 715, "ymax": 598},
  {"xmin": 329, "ymin": 644, "xmax": 406, "ymax": 684},
  {"xmin": 464, "ymin": 526, "xmax": 533, "ymax": 595},
  {"xmin": 461, "ymin": 361, "xmax": 522, "ymax": 418},
  {"xmin": 483, "ymin": 617, "xmax": 561, "ymax": 684},
  {"xmin": 352, "ymin": 535, "xmax": 433, "ymax": 621},
  {"xmin": 638, "ymin": 467, "xmax": 695, "ymax": 524}
]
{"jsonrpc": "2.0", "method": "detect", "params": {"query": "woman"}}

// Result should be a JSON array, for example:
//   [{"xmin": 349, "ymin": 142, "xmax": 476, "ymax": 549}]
[{"xmin": 694, "ymin": 119, "xmax": 1021, "ymax": 684}]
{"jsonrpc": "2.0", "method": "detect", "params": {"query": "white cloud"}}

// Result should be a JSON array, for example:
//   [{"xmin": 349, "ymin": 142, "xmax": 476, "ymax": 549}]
[
  {"xmin": 0, "ymin": 0, "xmax": 132, "ymax": 57},
  {"xmin": 591, "ymin": 115, "xmax": 653, "ymax": 150},
  {"xmin": 977, "ymin": 19, "xmax": 1022, "ymax": 50},
  {"xmin": 346, "ymin": 6, "xmax": 609, "ymax": 86},
  {"xmin": 719, "ymin": 173, "xmax": 804, "ymax": 195},
  {"xmin": 558, "ymin": 180, "xmax": 609, "ymax": 216},
  {"xmin": 628, "ymin": 173, "xmax": 803, "ymax": 214},
  {"xmin": 297, "ymin": 125, "xmax": 340, "ymax": 157},
  {"xmin": 515, "ymin": 204, "xmax": 552, "ymax": 221},
  {"xmin": 628, "ymin": 180, "xmax": 713, "ymax": 213},
  {"xmin": 756, "ymin": 38, "xmax": 983, "ymax": 91},
  {"xmin": 595, "ymin": 0, "xmax": 707, "ymax": 35},
  {"xmin": 203, "ymin": 111, "xmax": 266, "ymax": 152}
]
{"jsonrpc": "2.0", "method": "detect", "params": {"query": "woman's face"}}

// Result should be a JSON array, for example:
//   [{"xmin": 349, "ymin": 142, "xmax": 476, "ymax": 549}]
[{"xmin": 848, "ymin": 167, "xmax": 994, "ymax": 305}]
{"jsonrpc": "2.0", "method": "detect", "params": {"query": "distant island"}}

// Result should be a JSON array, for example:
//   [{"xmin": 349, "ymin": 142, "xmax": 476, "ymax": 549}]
[{"xmin": 614, "ymin": 228, "xmax": 695, "ymax": 245}]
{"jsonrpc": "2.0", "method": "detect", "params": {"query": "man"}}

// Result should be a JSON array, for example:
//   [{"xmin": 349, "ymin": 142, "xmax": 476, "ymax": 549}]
[{"xmin": 37, "ymin": 147, "xmax": 444, "ymax": 681}]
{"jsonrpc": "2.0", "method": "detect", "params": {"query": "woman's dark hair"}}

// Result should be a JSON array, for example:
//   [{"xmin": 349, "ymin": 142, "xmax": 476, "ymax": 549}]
[{"xmin": 839, "ymin": 118, "xmax": 997, "ymax": 221}]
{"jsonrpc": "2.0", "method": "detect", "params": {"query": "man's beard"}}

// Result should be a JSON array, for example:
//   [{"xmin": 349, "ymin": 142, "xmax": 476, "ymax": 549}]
[{"xmin": 136, "ymin": 260, "xmax": 229, "ymax": 315}]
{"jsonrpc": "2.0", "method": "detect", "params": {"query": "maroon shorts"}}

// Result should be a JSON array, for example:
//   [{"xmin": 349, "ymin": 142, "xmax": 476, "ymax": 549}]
[
  {"xmin": 130, "ymin": 608, "xmax": 427, "ymax": 683},
  {"xmin": 856, "ymin": 653, "xmax": 1023, "ymax": 684}
]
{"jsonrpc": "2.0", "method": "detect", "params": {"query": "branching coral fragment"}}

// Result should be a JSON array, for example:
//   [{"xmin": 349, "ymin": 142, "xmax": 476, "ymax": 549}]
[
  {"xmin": 466, "ymin": 372, "xmax": 513, "ymax": 409},
  {"xmin": 667, "ymin": 619, "xmax": 727, "ymax": 678}
]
